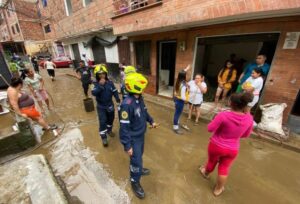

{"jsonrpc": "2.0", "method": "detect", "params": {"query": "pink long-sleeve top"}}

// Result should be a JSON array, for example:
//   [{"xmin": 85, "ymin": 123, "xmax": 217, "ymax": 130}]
[{"xmin": 208, "ymin": 111, "xmax": 253, "ymax": 150}]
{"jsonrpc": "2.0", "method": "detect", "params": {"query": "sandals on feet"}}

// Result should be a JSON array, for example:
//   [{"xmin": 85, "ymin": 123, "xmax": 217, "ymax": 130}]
[
  {"xmin": 213, "ymin": 187, "xmax": 225, "ymax": 197},
  {"xmin": 42, "ymin": 124, "xmax": 58, "ymax": 131},
  {"xmin": 198, "ymin": 166, "xmax": 209, "ymax": 179},
  {"xmin": 181, "ymin": 124, "xmax": 190, "ymax": 131}
]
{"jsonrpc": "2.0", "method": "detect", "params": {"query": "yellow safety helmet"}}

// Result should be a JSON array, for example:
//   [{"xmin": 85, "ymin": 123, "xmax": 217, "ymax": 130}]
[
  {"xmin": 94, "ymin": 64, "xmax": 108, "ymax": 75},
  {"xmin": 125, "ymin": 73, "xmax": 148, "ymax": 94},
  {"xmin": 124, "ymin": 65, "xmax": 136, "ymax": 76}
]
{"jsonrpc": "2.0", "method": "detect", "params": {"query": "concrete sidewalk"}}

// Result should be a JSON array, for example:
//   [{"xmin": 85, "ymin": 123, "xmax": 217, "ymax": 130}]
[{"xmin": 143, "ymin": 93, "xmax": 300, "ymax": 153}]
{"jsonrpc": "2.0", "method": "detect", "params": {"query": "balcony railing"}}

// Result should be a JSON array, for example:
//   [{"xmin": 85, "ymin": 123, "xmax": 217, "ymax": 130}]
[{"xmin": 112, "ymin": 0, "xmax": 162, "ymax": 17}]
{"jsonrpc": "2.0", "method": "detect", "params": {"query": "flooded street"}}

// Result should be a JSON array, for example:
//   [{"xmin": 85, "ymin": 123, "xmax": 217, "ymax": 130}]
[{"xmin": 32, "ymin": 69, "xmax": 300, "ymax": 203}]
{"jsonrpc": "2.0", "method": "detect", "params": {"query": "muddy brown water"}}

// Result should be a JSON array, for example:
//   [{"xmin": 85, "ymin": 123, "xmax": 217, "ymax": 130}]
[{"xmin": 2, "ymin": 69, "xmax": 300, "ymax": 204}]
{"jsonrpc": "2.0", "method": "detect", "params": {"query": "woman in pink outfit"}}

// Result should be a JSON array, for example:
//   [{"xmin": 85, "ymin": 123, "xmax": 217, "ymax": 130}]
[{"xmin": 199, "ymin": 92, "xmax": 254, "ymax": 196}]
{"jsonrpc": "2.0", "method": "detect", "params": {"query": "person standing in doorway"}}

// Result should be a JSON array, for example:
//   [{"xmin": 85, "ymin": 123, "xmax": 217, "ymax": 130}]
[
  {"xmin": 173, "ymin": 65, "xmax": 190, "ymax": 135},
  {"xmin": 24, "ymin": 69, "xmax": 50, "ymax": 113},
  {"xmin": 215, "ymin": 60, "xmax": 237, "ymax": 109},
  {"xmin": 119, "ymin": 72, "xmax": 157, "ymax": 199},
  {"xmin": 44, "ymin": 58, "xmax": 56, "ymax": 81},
  {"xmin": 92, "ymin": 66, "xmax": 120, "ymax": 147},
  {"xmin": 242, "ymin": 68, "xmax": 264, "ymax": 113},
  {"xmin": 76, "ymin": 60, "xmax": 92, "ymax": 98},
  {"xmin": 237, "ymin": 54, "xmax": 270, "ymax": 93},
  {"xmin": 199, "ymin": 92, "xmax": 253, "ymax": 196},
  {"xmin": 187, "ymin": 74, "xmax": 207, "ymax": 125}
]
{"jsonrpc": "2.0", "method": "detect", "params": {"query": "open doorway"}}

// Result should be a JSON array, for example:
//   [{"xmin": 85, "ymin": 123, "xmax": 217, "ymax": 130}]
[
  {"xmin": 71, "ymin": 43, "xmax": 81, "ymax": 67},
  {"xmin": 157, "ymin": 41, "xmax": 177, "ymax": 97},
  {"xmin": 193, "ymin": 33, "xmax": 279, "ymax": 108},
  {"xmin": 92, "ymin": 43, "xmax": 106, "ymax": 64},
  {"xmin": 134, "ymin": 40, "xmax": 151, "ymax": 75},
  {"xmin": 288, "ymin": 89, "xmax": 300, "ymax": 133}
]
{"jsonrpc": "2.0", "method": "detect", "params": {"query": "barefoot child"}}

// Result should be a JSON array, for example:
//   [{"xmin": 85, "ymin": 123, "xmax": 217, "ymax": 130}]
[{"xmin": 199, "ymin": 92, "xmax": 253, "ymax": 196}]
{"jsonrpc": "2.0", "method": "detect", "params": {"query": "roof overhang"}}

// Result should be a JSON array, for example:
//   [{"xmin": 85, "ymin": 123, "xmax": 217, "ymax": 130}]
[
  {"xmin": 116, "ymin": 8, "xmax": 300, "ymax": 36},
  {"xmin": 57, "ymin": 26, "xmax": 113, "ymax": 41}
]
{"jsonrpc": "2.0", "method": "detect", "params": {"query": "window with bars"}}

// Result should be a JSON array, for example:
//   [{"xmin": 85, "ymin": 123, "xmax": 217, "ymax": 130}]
[{"xmin": 113, "ymin": 0, "xmax": 162, "ymax": 16}]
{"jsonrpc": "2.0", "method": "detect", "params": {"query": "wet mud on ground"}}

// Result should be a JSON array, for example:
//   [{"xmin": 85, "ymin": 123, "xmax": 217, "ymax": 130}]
[{"xmin": 3, "ymin": 69, "xmax": 300, "ymax": 204}]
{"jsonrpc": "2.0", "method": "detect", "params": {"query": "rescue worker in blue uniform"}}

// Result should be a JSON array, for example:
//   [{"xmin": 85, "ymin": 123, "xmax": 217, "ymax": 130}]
[
  {"xmin": 92, "ymin": 66, "xmax": 120, "ymax": 147},
  {"xmin": 119, "ymin": 72, "xmax": 157, "ymax": 199}
]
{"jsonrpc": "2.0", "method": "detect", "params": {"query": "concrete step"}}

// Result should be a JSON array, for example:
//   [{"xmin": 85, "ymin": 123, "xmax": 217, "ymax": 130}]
[
  {"xmin": 0, "ymin": 154, "xmax": 67, "ymax": 204},
  {"xmin": 0, "ymin": 120, "xmax": 36, "ymax": 158}
]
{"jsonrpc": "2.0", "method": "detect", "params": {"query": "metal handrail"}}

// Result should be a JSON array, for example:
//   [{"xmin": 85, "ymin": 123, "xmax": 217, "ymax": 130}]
[{"xmin": 112, "ymin": 0, "xmax": 162, "ymax": 16}]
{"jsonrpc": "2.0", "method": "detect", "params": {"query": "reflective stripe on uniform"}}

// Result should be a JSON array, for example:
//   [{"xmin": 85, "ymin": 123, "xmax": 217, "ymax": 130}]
[
  {"xmin": 120, "ymin": 120, "xmax": 130, "ymax": 124},
  {"xmin": 100, "ymin": 130, "xmax": 107, "ymax": 134}
]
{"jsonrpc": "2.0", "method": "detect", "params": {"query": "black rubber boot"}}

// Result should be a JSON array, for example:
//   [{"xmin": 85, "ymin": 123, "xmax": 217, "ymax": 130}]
[
  {"xmin": 131, "ymin": 181, "xmax": 145, "ymax": 199},
  {"xmin": 142, "ymin": 168, "xmax": 150, "ymax": 176},
  {"xmin": 102, "ymin": 138, "xmax": 108, "ymax": 147}
]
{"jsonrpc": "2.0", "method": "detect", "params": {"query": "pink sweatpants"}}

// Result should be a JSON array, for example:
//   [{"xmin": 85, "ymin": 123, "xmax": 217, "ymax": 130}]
[{"xmin": 205, "ymin": 142, "xmax": 238, "ymax": 176}]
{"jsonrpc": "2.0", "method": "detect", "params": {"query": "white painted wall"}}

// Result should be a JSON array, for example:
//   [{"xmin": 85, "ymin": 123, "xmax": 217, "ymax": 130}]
[
  {"xmin": 98, "ymin": 32, "xmax": 119, "ymax": 63},
  {"xmin": 62, "ymin": 36, "xmax": 93, "ymax": 60},
  {"xmin": 63, "ymin": 44, "xmax": 71, "ymax": 58},
  {"xmin": 61, "ymin": 31, "xmax": 119, "ymax": 63}
]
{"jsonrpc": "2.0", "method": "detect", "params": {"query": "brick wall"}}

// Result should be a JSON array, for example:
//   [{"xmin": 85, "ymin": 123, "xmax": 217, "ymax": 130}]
[
  {"xmin": 19, "ymin": 21, "xmax": 44, "ymax": 41},
  {"xmin": 14, "ymin": 0, "xmax": 40, "ymax": 20},
  {"xmin": 112, "ymin": 0, "xmax": 300, "ymax": 35},
  {"xmin": 40, "ymin": 0, "xmax": 113, "ymax": 40},
  {"xmin": 0, "ymin": 5, "xmax": 23, "ymax": 42},
  {"xmin": 263, "ymin": 28, "xmax": 300, "ymax": 121},
  {"xmin": 39, "ymin": 0, "xmax": 66, "ymax": 40},
  {"xmin": 130, "ymin": 16, "xmax": 300, "ymax": 123},
  {"xmin": 13, "ymin": 0, "xmax": 44, "ymax": 41}
]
